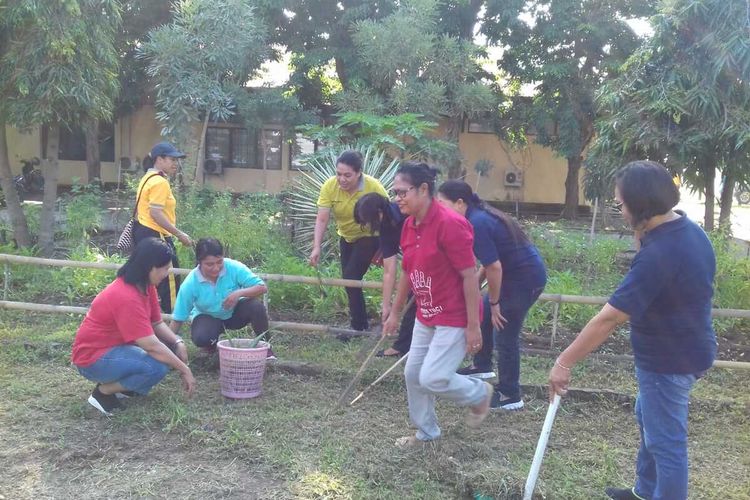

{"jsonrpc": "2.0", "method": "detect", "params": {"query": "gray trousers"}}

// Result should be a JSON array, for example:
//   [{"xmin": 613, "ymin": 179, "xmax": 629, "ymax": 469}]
[{"xmin": 405, "ymin": 319, "xmax": 488, "ymax": 441}]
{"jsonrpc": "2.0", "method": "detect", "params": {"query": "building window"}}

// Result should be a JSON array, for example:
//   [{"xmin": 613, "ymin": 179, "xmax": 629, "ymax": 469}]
[
  {"xmin": 258, "ymin": 128, "xmax": 282, "ymax": 170},
  {"xmin": 466, "ymin": 115, "xmax": 495, "ymax": 134},
  {"xmin": 58, "ymin": 123, "xmax": 115, "ymax": 162},
  {"xmin": 290, "ymin": 134, "xmax": 317, "ymax": 170},
  {"xmin": 205, "ymin": 126, "xmax": 282, "ymax": 170}
]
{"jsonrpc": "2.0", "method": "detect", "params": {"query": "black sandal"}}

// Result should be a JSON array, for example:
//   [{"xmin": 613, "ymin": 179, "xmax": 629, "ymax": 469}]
[{"xmin": 376, "ymin": 348, "xmax": 401, "ymax": 358}]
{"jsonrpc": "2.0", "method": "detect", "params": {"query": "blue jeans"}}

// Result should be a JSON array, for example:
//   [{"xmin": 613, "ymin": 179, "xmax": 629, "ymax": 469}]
[
  {"xmin": 473, "ymin": 285, "xmax": 544, "ymax": 399},
  {"xmin": 77, "ymin": 345, "xmax": 170, "ymax": 395},
  {"xmin": 634, "ymin": 367, "xmax": 698, "ymax": 500}
]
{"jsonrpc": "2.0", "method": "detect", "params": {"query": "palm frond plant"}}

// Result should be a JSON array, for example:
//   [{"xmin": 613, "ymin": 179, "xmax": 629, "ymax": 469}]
[{"xmin": 285, "ymin": 145, "xmax": 400, "ymax": 258}]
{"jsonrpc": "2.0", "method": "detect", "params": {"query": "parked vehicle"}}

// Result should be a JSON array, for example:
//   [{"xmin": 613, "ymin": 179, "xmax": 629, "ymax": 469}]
[
  {"xmin": 14, "ymin": 157, "xmax": 44, "ymax": 200},
  {"xmin": 737, "ymin": 186, "xmax": 750, "ymax": 205}
]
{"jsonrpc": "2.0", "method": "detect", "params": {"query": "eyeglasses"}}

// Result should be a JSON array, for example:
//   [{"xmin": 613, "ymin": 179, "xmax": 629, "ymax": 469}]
[{"xmin": 389, "ymin": 186, "xmax": 416, "ymax": 199}]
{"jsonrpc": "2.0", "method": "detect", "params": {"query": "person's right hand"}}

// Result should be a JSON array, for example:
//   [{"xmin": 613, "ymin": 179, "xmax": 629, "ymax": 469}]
[
  {"xmin": 548, "ymin": 362, "xmax": 571, "ymax": 402},
  {"xmin": 181, "ymin": 369, "xmax": 196, "ymax": 397},
  {"xmin": 309, "ymin": 247, "xmax": 321, "ymax": 267},
  {"xmin": 383, "ymin": 311, "xmax": 399, "ymax": 337},
  {"xmin": 381, "ymin": 302, "xmax": 392, "ymax": 324},
  {"xmin": 177, "ymin": 231, "xmax": 193, "ymax": 247}
]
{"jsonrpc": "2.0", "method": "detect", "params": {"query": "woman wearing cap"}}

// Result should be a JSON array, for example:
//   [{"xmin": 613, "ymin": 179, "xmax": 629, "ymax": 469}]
[
  {"xmin": 548, "ymin": 161, "xmax": 716, "ymax": 500},
  {"xmin": 133, "ymin": 142, "xmax": 194, "ymax": 312},
  {"xmin": 383, "ymin": 162, "xmax": 492, "ymax": 447},
  {"xmin": 72, "ymin": 238, "xmax": 196, "ymax": 416},
  {"xmin": 437, "ymin": 180, "xmax": 547, "ymax": 411},
  {"xmin": 308, "ymin": 150, "xmax": 388, "ymax": 331}
]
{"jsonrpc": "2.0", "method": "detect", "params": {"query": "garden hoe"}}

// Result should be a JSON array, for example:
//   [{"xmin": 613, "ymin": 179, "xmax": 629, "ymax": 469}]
[
  {"xmin": 523, "ymin": 393, "xmax": 562, "ymax": 500},
  {"xmin": 349, "ymin": 352, "xmax": 408, "ymax": 406},
  {"xmin": 333, "ymin": 296, "xmax": 415, "ymax": 408}
]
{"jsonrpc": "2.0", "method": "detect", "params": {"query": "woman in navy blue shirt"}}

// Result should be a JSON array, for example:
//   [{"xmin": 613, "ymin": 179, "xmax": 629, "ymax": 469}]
[
  {"xmin": 549, "ymin": 161, "xmax": 716, "ymax": 500},
  {"xmin": 354, "ymin": 193, "xmax": 416, "ymax": 357},
  {"xmin": 438, "ymin": 180, "xmax": 547, "ymax": 410}
]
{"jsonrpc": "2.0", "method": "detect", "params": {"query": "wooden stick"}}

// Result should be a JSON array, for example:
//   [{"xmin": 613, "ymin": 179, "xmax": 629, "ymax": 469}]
[
  {"xmin": 349, "ymin": 352, "xmax": 409, "ymax": 406},
  {"xmin": 523, "ymin": 394, "xmax": 562, "ymax": 500}
]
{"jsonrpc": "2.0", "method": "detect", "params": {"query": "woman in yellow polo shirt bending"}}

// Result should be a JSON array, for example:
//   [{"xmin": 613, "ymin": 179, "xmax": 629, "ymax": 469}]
[
  {"xmin": 133, "ymin": 142, "xmax": 194, "ymax": 313},
  {"xmin": 309, "ymin": 150, "xmax": 388, "ymax": 331}
]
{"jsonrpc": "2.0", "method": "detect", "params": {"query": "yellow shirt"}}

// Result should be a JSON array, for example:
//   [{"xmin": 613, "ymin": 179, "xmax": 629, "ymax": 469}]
[
  {"xmin": 136, "ymin": 172, "xmax": 176, "ymax": 236},
  {"xmin": 317, "ymin": 174, "xmax": 388, "ymax": 242}
]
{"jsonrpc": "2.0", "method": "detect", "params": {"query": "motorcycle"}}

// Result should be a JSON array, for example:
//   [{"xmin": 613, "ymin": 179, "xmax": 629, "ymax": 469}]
[{"xmin": 13, "ymin": 157, "xmax": 44, "ymax": 200}]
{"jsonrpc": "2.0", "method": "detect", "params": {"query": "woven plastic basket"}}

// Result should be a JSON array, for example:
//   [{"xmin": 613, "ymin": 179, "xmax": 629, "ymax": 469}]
[{"xmin": 217, "ymin": 339, "xmax": 269, "ymax": 399}]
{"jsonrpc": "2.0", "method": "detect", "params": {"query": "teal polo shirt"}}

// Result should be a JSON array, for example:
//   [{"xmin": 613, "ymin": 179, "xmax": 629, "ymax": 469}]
[{"xmin": 172, "ymin": 258, "xmax": 265, "ymax": 322}]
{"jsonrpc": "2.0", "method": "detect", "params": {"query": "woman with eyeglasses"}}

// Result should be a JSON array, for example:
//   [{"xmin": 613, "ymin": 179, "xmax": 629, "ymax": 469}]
[
  {"xmin": 354, "ymin": 193, "xmax": 416, "ymax": 357},
  {"xmin": 383, "ymin": 162, "xmax": 492, "ymax": 447},
  {"xmin": 549, "ymin": 161, "xmax": 716, "ymax": 500},
  {"xmin": 132, "ymin": 142, "xmax": 194, "ymax": 313},
  {"xmin": 437, "ymin": 180, "xmax": 546, "ymax": 411},
  {"xmin": 308, "ymin": 150, "xmax": 388, "ymax": 331}
]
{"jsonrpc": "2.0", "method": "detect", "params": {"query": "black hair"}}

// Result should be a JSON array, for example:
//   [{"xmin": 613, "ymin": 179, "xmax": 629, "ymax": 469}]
[
  {"xmin": 354, "ymin": 193, "xmax": 391, "ymax": 233},
  {"xmin": 142, "ymin": 153, "xmax": 155, "ymax": 172},
  {"xmin": 395, "ymin": 162, "xmax": 440, "ymax": 195},
  {"xmin": 438, "ymin": 179, "xmax": 530, "ymax": 245},
  {"xmin": 117, "ymin": 237, "xmax": 174, "ymax": 287},
  {"xmin": 336, "ymin": 150, "xmax": 364, "ymax": 172},
  {"xmin": 195, "ymin": 238, "xmax": 224, "ymax": 263},
  {"xmin": 615, "ymin": 160, "xmax": 679, "ymax": 226}
]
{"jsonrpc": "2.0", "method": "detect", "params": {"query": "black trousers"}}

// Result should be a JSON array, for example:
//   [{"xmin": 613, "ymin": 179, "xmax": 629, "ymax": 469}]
[
  {"xmin": 132, "ymin": 222, "xmax": 180, "ymax": 313},
  {"xmin": 339, "ymin": 236, "xmax": 379, "ymax": 331},
  {"xmin": 390, "ymin": 295, "xmax": 417, "ymax": 353},
  {"xmin": 190, "ymin": 298, "xmax": 270, "ymax": 348}
]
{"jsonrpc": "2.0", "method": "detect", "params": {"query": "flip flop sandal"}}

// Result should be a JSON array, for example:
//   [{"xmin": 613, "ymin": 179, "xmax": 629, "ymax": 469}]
[{"xmin": 376, "ymin": 349, "xmax": 401, "ymax": 358}]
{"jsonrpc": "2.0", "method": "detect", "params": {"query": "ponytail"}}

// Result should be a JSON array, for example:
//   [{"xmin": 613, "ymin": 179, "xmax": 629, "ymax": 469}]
[
  {"xmin": 438, "ymin": 180, "xmax": 530, "ymax": 245},
  {"xmin": 396, "ymin": 162, "xmax": 440, "ymax": 195},
  {"xmin": 142, "ymin": 152, "xmax": 155, "ymax": 172}
]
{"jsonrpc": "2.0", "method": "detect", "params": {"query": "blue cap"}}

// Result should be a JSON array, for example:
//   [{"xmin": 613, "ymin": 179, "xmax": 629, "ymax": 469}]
[{"xmin": 150, "ymin": 142, "xmax": 186, "ymax": 158}]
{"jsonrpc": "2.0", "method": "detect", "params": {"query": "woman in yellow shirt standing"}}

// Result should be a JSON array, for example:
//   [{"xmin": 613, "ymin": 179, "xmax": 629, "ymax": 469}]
[
  {"xmin": 133, "ymin": 142, "xmax": 194, "ymax": 313},
  {"xmin": 309, "ymin": 150, "xmax": 388, "ymax": 331}
]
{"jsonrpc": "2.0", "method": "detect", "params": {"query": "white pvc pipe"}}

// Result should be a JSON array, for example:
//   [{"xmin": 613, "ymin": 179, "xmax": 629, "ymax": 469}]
[{"xmin": 523, "ymin": 394, "xmax": 562, "ymax": 500}]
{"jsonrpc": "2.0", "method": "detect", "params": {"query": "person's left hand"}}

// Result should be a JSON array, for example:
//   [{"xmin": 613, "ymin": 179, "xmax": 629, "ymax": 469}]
[
  {"xmin": 490, "ymin": 303, "xmax": 508, "ymax": 330},
  {"xmin": 175, "ymin": 342, "xmax": 189, "ymax": 364},
  {"xmin": 222, "ymin": 291, "xmax": 240, "ymax": 310},
  {"xmin": 465, "ymin": 323, "xmax": 482, "ymax": 354}
]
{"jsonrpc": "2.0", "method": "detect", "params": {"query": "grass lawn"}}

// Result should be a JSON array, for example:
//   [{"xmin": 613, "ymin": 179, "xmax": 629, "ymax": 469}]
[{"xmin": 1, "ymin": 311, "xmax": 748, "ymax": 499}]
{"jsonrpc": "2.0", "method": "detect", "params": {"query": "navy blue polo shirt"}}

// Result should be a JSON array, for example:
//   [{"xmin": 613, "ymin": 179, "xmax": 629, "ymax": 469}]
[
  {"xmin": 609, "ymin": 214, "xmax": 717, "ymax": 374},
  {"xmin": 466, "ymin": 206, "xmax": 546, "ymax": 290},
  {"xmin": 379, "ymin": 202, "xmax": 407, "ymax": 259}
]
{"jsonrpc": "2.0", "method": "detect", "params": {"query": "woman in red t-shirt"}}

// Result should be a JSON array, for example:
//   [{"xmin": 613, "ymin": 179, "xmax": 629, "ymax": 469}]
[
  {"xmin": 383, "ymin": 163, "xmax": 493, "ymax": 447},
  {"xmin": 72, "ymin": 238, "xmax": 195, "ymax": 416}
]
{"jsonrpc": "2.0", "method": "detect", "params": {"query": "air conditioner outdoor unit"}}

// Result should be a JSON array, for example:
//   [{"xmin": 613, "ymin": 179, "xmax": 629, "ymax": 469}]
[
  {"xmin": 504, "ymin": 169, "xmax": 523, "ymax": 188},
  {"xmin": 204, "ymin": 157, "xmax": 224, "ymax": 175}
]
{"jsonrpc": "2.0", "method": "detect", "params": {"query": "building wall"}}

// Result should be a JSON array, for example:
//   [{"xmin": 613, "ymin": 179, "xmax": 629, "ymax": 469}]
[
  {"xmin": 458, "ymin": 128, "xmax": 584, "ymax": 205},
  {"xmin": 5, "ymin": 108, "xmax": 585, "ymax": 205}
]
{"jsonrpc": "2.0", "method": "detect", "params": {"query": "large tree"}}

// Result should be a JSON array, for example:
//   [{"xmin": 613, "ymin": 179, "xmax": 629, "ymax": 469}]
[
  {"xmin": 343, "ymin": 0, "xmax": 496, "ymax": 176},
  {"xmin": 483, "ymin": 0, "xmax": 654, "ymax": 218},
  {"xmin": 140, "ymin": 0, "xmax": 271, "ymax": 184},
  {"xmin": 0, "ymin": 0, "xmax": 121, "ymax": 253},
  {"xmin": 587, "ymin": 0, "xmax": 750, "ymax": 230}
]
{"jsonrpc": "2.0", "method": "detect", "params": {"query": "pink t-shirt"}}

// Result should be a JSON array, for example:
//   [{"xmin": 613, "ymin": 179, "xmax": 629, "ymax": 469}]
[
  {"xmin": 400, "ymin": 201, "xmax": 477, "ymax": 327},
  {"xmin": 71, "ymin": 277, "xmax": 161, "ymax": 367}
]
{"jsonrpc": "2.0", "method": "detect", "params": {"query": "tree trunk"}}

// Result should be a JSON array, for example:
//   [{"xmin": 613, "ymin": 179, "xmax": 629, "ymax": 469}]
[
  {"xmin": 718, "ymin": 170, "xmax": 735, "ymax": 229},
  {"xmin": 84, "ymin": 117, "xmax": 101, "ymax": 185},
  {"xmin": 703, "ymin": 164, "xmax": 715, "ymax": 232},
  {"xmin": 0, "ymin": 119, "xmax": 32, "ymax": 247},
  {"xmin": 445, "ymin": 116, "xmax": 463, "ymax": 179},
  {"xmin": 193, "ymin": 113, "xmax": 210, "ymax": 186},
  {"xmin": 561, "ymin": 155, "xmax": 582, "ymax": 219},
  {"xmin": 38, "ymin": 122, "xmax": 61, "ymax": 256}
]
